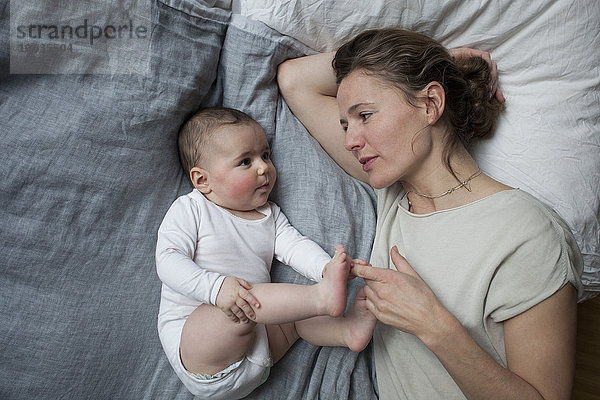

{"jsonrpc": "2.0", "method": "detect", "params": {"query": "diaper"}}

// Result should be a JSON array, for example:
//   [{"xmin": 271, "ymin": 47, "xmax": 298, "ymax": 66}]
[{"xmin": 158, "ymin": 318, "xmax": 272, "ymax": 400}]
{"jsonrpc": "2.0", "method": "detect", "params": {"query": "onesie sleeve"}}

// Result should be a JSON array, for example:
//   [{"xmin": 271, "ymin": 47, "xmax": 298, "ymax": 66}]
[
  {"xmin": 271, "ymin": 204, "xmax": 331, "ymax": 282},
  {"xmin": 485, "ymin": 203, "xmax": 583, "ymax": 323},
  {"xmin": 155, "ymin": 195, "xmax": 225, "ymax": 305}
]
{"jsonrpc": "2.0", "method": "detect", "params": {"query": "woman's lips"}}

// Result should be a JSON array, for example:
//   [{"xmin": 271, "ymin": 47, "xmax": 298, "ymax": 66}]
[{"xmin": 359, "ymin": 156, "xmax": 377, "ymax": 172}]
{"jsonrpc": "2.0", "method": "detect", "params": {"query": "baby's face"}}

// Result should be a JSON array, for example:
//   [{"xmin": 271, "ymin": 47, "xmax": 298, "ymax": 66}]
[{"xmin": 203, "ymin": 123, "xmax": 277, "ymax": 212}]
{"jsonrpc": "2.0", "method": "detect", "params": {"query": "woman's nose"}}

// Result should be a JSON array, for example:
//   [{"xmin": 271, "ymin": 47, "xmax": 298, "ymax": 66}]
[{"xmin": 344, "ymin": 125, "xmax": 364, "ymax": 151}]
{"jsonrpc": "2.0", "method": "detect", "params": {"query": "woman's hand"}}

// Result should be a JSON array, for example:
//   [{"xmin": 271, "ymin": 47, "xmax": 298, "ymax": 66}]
[
  {"xmin": 354, "ymin": 246, "xmax": 578, "ymax": 399},
  {"xmin": 351, "ymin": 246, "xmax": 447, "ymax": 341},
  {"xmin": 346, "ymin": 257, "xmax": 370, "ymax": 281},
  {"xmin": 449, "ymin": 47, "xmax": 506, "ymax": 103}
]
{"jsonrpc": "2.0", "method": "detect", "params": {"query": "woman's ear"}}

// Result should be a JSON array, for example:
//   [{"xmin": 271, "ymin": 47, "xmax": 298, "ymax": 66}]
[
  {"xmin": 423, "ymin": 82, "xmax": 445, "ymax": 125},
  {"xmin": 190, "ymin": 167, "xmax": 211, "ymax": 194}
]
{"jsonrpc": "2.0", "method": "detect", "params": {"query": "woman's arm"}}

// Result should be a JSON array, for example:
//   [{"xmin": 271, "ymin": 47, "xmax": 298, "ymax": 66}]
[
  {"xmin": 501, "ymin": 284, "xmax": 577, "ymax": 399},
  {"xmin": 277, "ymin": 49, "xmax": 504, "ymax": 183},
  {"xmin": 277, "ymin": 52, "xmax": 369, "ymax": 182},
  {"xmin": 429, "ymin": 284, "xmax": 576, "ymax": 400},
  {"xmin": 353, "ymin": 247, "xmax": 577, "ymax": 400}
]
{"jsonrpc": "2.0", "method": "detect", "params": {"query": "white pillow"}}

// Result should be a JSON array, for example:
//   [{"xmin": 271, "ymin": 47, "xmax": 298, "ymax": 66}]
[{"xmin": 240, "ymin": 0, "xmax": 600, "ymax": 300}]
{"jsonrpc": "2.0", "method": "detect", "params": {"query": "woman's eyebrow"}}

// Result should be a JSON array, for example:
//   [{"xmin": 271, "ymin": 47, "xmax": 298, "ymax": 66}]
[
  {"xmin": 347, "ymin": 102, "xmax": 375, "ymax": 114},
  {"xmin": 340, "ymin": 102, "xmax": 376, "ymax": 123}
]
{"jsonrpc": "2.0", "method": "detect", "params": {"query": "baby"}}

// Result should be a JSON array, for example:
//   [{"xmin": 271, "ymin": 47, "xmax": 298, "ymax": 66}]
[{"xmin": 156, "ymin": 107, "xmax": 375, "ymax": 399}]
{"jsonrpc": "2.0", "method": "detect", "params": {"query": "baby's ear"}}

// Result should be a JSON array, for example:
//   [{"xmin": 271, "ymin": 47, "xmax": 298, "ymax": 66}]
[{"xmin": 190, "ymin": 167, "xmax": 211, "ymax": 194}]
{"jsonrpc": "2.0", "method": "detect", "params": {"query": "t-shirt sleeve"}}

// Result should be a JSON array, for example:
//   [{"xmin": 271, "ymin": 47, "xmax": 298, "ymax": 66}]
[
  {"xmin": 271, "ymin": 204, "xmax": 331, "ymax": 282},
  {"xmin": 155, "ymin": 195, "xmax": 225, "ymax": 305},
  {"xmin": 486, "ymin": 204, "xmax": 583, "ymax": 322}
]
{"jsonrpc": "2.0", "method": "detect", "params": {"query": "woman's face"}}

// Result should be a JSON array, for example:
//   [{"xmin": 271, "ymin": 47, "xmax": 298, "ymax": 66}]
[{"xmin": 337, "ymin": 70, "xmax": 433, "ymax": 189}]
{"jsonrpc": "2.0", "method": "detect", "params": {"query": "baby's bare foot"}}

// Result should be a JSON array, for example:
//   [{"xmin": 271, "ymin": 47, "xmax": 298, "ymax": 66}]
[
  {"xmin": 344, "ymin": 287, "xmax": 377, "ymax": 352},
  {"xmin": 320, "ymin": 245, "xmax": 349, "ymax": 318}
]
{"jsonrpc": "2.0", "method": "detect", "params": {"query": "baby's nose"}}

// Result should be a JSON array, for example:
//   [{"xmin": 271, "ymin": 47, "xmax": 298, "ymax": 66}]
[{"xmin": 257, "ymin": 163, "xmax": 268, "ymax": 175}]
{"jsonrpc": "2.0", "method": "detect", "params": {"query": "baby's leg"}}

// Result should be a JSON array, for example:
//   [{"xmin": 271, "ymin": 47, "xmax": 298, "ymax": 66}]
[
  {"xmin": 295, "ymin": 287, "xmax": 376, "ymax": 352},
  {"xmin": 180, "ymin": 304, "xmax": 256, "ymax": 375},
  {"xmin": 265, "ymin": 287, "xmax": 376, "ymax": 364},
  {"xmin": 248, "ymin": 246, "xmax": 350, "ymax": 324},
  {"xmin": 266, "ymin": 323, "xmax": 300, "ymax": 364}
]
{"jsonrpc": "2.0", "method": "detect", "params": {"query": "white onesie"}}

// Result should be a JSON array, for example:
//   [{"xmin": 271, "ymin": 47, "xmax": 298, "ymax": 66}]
[{"xmin": 155, "ymin": 189, "xmax": 331, "ymax": 399}]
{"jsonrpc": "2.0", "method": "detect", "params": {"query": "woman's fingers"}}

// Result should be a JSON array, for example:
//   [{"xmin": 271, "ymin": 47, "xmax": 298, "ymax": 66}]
[
  {"xmin": 352, "ymin": 262, "xmax": 387, "ymax": 282},
  {"xmin": 352, "ymin": 247, "xmax": 418, "ymax": 282},
  {"xmin": 449, "ymin": 47, "xmax": 505, "ymax": 102},
  {"xmin": 348, "ymin": 258, "xmax": 370, "ymax": 281},
  {"xmin": 389, "ymin": 246, "xmax": 421, "ymax": 279},
  {"xmin": 352, "ymin": 258, "xmax": 370, "ymax": 266},
  {"xmin": 494, "ymin": 81, "xmax": 506, "ymax": 102}
]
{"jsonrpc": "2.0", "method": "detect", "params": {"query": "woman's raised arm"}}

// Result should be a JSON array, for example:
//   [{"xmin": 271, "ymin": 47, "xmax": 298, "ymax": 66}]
[{"xmin": 277, "ymin": 52, "xmax": 369, "ymax": 182}]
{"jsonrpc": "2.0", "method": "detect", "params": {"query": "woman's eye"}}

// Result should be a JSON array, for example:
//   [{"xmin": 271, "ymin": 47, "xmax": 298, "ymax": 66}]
[{"xmin": 360, "ymin": 112, "xmax": 372, "ymax": 121}]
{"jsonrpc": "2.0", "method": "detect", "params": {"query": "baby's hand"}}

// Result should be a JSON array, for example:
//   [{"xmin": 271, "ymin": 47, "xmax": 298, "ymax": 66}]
[{"xmin": 216, "ymin": 277, "xmax": 260, "ymax": 323}]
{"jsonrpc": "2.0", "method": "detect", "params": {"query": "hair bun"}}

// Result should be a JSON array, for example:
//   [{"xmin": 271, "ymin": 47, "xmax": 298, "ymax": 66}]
[{"xmin": 454, "ymin": 57, "xmax": 505, "ymax": 142}]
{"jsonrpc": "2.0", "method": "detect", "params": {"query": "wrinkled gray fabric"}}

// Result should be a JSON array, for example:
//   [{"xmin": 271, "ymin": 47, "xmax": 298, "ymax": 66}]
[{"xmin": 0, "ymin": 1, "xmax": 377, "ymax": 398}]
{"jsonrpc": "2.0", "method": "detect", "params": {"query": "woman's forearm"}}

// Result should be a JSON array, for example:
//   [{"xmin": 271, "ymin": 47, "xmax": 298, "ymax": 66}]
[
  {"xmin": 356, "ymin": 248, "xmax": 575, "ymax": 400},
  {"xmin": 423, "ymin": 311, "xmax": 545, "ymax": 400},
  {"xmin": 423, "ymin": 285, "xmax": 576, "ymax": 400},
  {"xmin": 277, "ymin": 52, "xmax": 338, "ymax": 99},
  {"xmin": 277, "ymin": 53, "xmax": 368, "ymax": 181}
]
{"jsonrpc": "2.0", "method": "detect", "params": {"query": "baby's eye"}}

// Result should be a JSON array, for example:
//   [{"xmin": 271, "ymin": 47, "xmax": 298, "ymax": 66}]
[
  {"xmin": 239, "ymin": 158, "xmax": 251, "ymax": 166},
  {"xmin": 262, "ymin": 151, "xmax": 271, "ymax": 161}
]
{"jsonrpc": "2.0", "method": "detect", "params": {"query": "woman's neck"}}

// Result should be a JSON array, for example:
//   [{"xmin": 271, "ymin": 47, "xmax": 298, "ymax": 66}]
[{"xmin": 400, "ymin": 147, "xmax": 488, "ymax": 213}]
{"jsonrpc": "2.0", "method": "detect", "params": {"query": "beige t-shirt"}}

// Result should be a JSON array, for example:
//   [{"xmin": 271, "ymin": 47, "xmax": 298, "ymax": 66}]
[{"xmin": 370, "ymin": 184, "xmax": 582, "ymax": 399}]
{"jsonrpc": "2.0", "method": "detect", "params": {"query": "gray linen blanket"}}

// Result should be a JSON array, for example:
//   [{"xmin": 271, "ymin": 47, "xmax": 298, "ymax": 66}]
[{"xmin": 0, "ymin": 1, "xmax": 377, "ymax": 398}]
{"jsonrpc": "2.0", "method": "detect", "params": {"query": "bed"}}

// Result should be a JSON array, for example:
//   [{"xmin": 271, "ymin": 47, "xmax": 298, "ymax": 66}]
[{"xmin": 1, "ymin": 0, "xmax": 598, "ymax": 399}]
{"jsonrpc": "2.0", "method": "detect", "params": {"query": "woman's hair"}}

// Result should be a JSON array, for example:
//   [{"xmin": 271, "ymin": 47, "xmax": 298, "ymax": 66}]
[
  {"xmin": 178, "ymin": 107, "xmax": 256, "ymax": 174},
  {"xmin": 333, "ymin": 28, "xmax": 504, "ymax": 177}
]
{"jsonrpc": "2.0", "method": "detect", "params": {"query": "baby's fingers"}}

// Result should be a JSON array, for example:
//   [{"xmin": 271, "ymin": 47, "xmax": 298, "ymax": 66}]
[
  {"xmin": 223, "ymin": 309, "xmax": 240, "ymax": 324},
  {"xmin": 239, "ymin": 287, "xmax": 260, "ymax": 310},
  {"xmin": 231, "ymin": 305, "xmax": 248, "ymax": 323},
  {"xmin": 236, "ymin": 299, "xmax": 256, "ymax": 321},
  {"xmin": 237, "ymin": 278, "xmax": 253, "ymax": 290}
]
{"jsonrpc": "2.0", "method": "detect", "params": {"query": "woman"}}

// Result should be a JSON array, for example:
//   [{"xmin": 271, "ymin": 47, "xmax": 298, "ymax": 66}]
[{"xmin": 277, "ymin": 29, "xmax": 582, "ymax": 399}]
